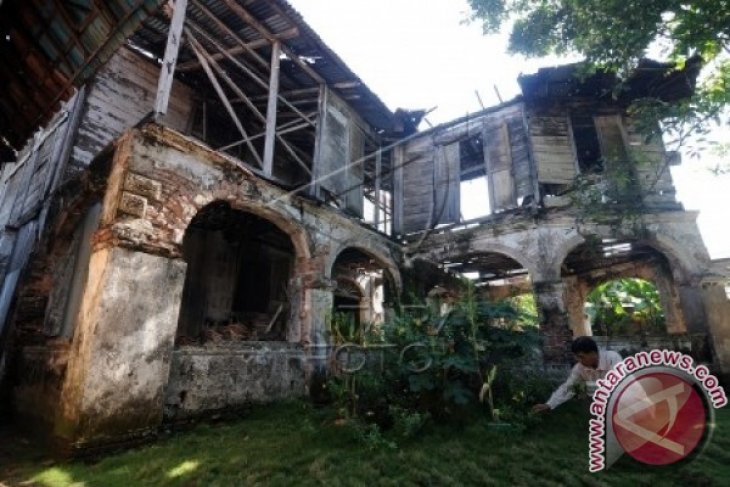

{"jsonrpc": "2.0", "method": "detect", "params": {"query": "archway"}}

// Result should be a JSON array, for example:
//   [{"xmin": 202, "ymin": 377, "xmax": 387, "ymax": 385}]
[
  {"xmin": 440, "ymin": 251, "xmax": 538, "ymax": 329},
  {"xmin": 330, "ymin": 248, "xmax": 396, "ymax": 342},
  {"xmin": 561, "ymin": 238, "xmax": 687, "ymax": 340},
  {"xmin": 175, "ymin": 201, "xmax": 298, "ymax": 344}
]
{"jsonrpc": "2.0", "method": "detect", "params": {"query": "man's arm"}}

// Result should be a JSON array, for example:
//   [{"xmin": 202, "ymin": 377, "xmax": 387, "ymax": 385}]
[{"xmin": 544, "ymin": 364, "xmax": 582, "ymax": 410}]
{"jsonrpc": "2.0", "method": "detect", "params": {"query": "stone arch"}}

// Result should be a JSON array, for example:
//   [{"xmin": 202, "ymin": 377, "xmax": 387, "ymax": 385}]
[
  {"xmin": 175, "ymin": 200, "xmax": 308, "ymax": 343},
  {"xmin": 326, "ymin": 242, "xmax": 402, "ymax": 294},
  {"xmin": 177, "ymin": 192, "xmax": 311, "ymax": 264},
  {"xmin": 556, "ymin": 231, "xmax": 695, "ymax": 284},
  {"xmin": 427, "ymin": 238, "xmax": 540, "ymax": 282},
  {"xmin": 560, "ymin": 237, "xmax": 687, "ymax": 338}
]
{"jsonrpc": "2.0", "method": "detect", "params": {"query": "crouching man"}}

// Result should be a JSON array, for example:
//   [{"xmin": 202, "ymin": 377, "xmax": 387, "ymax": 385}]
[{"xmin": 533, "ymin": 336, "xmax": 622, "ymax": 412}]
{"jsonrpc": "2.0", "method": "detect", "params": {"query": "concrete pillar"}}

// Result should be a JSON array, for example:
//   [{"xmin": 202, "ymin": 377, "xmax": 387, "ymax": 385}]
[
  {"xmin": 563, "ymin": 275, "xmax": 590, "ymax": 336},
  {"xmin": 305, "ymin": 285, "xmax": 333, "ymax": 402},
  {"xmin": 534, "ymin": 280, "xmax": 573, "ymax": 363},
  {"xmin": 678, "ymin": 284, "xmax": 709, "ymax": 334},
  {"xmin": 55, "ymin": 247, "xmax": 186, "ymax": 452},
  {"xmin": 700, "ymin": 282, "xmax": 730, "ymax": 374},
  {"xmin": 651, "ymin": 267, "xmax": 686, "ymax": 334}
]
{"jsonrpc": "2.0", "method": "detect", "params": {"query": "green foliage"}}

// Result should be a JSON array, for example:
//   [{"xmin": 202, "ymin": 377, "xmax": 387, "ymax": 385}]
[
  {"xmin": 568, "ymin": 153, "xmax": 651, "ymax": 236},
  {"xmin": 327, "ymin": 282, "xmax": 549, "ymax": 440},
  {"xmin": 466, "ymin": 0, "xmax": 730, "ymax": 155},
  {"xmin": 466, "ymin": 1, "xmax": 730, "ymax": 67},
  {"xmin": 585, "ymin": 278, "xmax": 666, "ymax": 336}
]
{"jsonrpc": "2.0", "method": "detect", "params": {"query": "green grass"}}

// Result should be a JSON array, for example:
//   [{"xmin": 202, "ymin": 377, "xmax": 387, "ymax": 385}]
[{"xmin": 2, "ymin": 401, "xmax": 729, "ymax": 486}]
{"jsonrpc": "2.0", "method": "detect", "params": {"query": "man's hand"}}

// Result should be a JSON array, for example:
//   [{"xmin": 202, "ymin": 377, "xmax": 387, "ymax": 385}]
[{"xmin": 532, "ymin": 403, "xmax": 551, "ymax": 413}]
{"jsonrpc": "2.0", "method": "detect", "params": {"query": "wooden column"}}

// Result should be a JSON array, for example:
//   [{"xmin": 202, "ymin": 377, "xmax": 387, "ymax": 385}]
[
  {"xmin": 374, "ymin": 148, "xmax": 382, "ymax": 227},
  {"xmin": 309, "ymin": 85, "xmax": 327, "ymax": 198},
  {"xmin": 154, "ymin": 0, "xmax": 188, "ymax": 120},
  {"xmin": 392, "ymin": 145, "xmax": 404, "ymax": 235},
  {"xmin": 263, "ymin": 41, "xmax": 281, "ymax": 177}
]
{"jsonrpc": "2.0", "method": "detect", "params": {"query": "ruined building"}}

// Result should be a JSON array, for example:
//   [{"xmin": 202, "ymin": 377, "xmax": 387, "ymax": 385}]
[{"xmin": 0, "ymin": 0, "xmax": 728, "ymax": 452}]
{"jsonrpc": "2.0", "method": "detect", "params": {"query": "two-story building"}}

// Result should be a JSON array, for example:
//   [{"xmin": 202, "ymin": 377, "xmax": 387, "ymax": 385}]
[{"xmin": 0, "ymin": 0, "xmax": 728, "ymax": 453}]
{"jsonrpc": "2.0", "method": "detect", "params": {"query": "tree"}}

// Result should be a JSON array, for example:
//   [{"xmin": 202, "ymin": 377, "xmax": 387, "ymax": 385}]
[{"xmin": 466, "ymin": 0, "xmax": 730, "ymax": 155}]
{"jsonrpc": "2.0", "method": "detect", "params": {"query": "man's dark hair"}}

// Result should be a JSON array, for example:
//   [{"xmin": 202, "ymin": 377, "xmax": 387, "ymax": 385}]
[{"xmin": 571, "ymin": 336, "xmax": 598, "ymax": 354}]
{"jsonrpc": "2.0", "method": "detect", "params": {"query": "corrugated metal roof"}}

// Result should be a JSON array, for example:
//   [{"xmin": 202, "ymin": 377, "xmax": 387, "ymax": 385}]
[
  {"xmin": 1, "ymin": 0, "xmax": 396, "ymax": 155},
  {"xmin": 0, "ymin": 0, "xmax": 164, "ymax": 151}
]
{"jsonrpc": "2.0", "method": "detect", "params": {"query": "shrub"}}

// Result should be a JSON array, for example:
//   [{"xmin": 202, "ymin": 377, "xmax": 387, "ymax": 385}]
[{"xmin": 326, "ymin": 281, "xmax": 552, "ymax": 437}]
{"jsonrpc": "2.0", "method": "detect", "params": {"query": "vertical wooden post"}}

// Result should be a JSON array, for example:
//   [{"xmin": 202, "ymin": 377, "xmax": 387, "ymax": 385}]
[
  {"xmin": 374, "ymin": 148, "xmax": 382, "ymax": 228},
  {"xmin": 309, "ymin": 84, "xmax": 327, "ymax": 198},
  {"xmin": 262, "ymin": 41, "xmax": 281, "ymax": 177},
  {"xmin": 482, "ymin": 123, "xmax": 497, "ymax": 214},
  {"xmin": 392, "ymin": 145, "xmax": 404, "ymax": 235},
  {"xmin": 521, "ymin": 104, "xmax": 541, "ymax": 208},
  {"xmin": 154, "ymin": 0, "xmax": 188, "ymax": 120}
]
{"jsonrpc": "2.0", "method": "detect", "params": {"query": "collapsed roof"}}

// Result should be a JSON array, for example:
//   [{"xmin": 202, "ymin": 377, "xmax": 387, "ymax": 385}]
[
  {"xmin": 0, "ymin": 0, "xmax": 395, "ymax": 153},
  {"xmin": 518, "ymin": 56, "xmax": 703, "ymax": 104}
]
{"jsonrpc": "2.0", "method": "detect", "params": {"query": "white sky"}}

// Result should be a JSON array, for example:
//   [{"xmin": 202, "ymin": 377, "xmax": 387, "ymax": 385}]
[{"xmin": 290, "ymin": 0, "xmax": 730, "ymax": 259}]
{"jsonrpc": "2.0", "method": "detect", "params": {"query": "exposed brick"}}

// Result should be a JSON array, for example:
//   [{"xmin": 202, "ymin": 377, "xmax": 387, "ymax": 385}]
[
  {"xmin": 118, "ymin": 192, "xmax": 147, "ymax": 218},
  {"xmin": 124, "ymin": 173, "xmax": 162, "ymax": 201}
]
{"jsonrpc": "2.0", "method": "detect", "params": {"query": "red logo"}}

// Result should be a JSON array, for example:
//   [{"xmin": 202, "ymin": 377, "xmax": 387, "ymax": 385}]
[{"xmin": 612, "ymin": 372, "xmax": 707, "ymax": 465}]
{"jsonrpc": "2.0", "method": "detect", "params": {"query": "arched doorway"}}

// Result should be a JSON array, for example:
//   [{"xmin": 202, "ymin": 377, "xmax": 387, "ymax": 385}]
[
  {"xmin": 561, "ymin": 238, "xmax": 688, "ymax": 345},
  {"xmin": 441, "ymin": 251, "xmax": 538, "ymax": 328},
  {"xmin": 330, "ymin": 248, "xmax": 396, "ymax": 342},
  {"xmin": 176, "ymin": 201, "xmax": 297, "ymax": 344}
]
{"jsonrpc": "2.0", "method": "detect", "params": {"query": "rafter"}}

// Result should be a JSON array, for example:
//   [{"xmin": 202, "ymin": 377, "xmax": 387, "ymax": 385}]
[{"xmin": 186, "ymin": 30, "xmax": 263, "ymax": 168}]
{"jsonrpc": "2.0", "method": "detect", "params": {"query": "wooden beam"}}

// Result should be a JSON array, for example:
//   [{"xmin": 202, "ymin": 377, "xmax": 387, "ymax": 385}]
[
  {"xmin": 175, "ymin": 27, "xmax": 299, "ymax": 71},
  {"xmin": 220, "ymin": 0, "xmax": 326, "ymax": 84},
  {"xmin": 263, "ymin": 42, "xmax": 281, "ymax": 176},
  {"xmin": 186, "ymin": 31, "xmax": 263, "ymax": 168},
  {"xmin": 248, "ymin": 87, "xmax": 319, "ymax": 102},
  {"xmin": 218, "ymin": 120, "xmax": 311, "ymax": 151},
  {"xmin": 482, "ymin": 123, "xmax": 497, "ymax": 214},
  {"xmin": 309, "ymin": 84, "xmax": 326, "ymax": 198},
  {"xmin": 190, "ymin": 0, "xmax": 270, "ymax": 70},
  {"xmin": 186, "ymin": 20, "xmax": 315, "ymax": 126},
  {"xmin": 392, "ymin": 145, "xmax": 404, "ymax": 235},
  {"xmin": 154, "ymin": 0, "xmax": 188, "ymax": 120},
  {"xmin": 197, "ymin": 39, "xmax": 311, "ymax": 175}
]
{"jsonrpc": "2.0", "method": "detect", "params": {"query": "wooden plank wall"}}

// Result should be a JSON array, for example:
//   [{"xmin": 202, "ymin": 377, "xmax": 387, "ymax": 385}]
[
  {"xmin": 400, "ymin": 102, "xmax": 533, "ymax": 234},
  {"xmin": 623, "ymin": 120, "xmax": 675, "ymax": 203},
  {"xmin": 529, "ymin": 115, "xmax": 577, "ymax": 185},
  {"xmin": 401, "ymin": 135, "xmax": 436, "ymax": 233},
  {"xmin": 318, "ymin": 88, "xmax": 366, "ymax": 217},
  {"xmin": 70, "ymin": 46, "xmax": 194, "ymax": 171}
]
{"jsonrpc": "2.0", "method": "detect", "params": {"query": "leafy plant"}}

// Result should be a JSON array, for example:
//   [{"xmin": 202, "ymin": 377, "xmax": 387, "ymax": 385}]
[
  {"xmin": 326, "ymin": 281, "xmax": 551, "ymax": 438},
  {"xmin": 585, "ymin": 278, "xmax": 666, "ymax": 336}
]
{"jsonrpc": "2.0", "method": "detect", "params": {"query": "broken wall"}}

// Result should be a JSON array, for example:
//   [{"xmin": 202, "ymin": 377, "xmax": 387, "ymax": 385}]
[
  {"xmin": 398, "ymin": 102, "xmax": 533, "ymax": 234},
  {"xmin": 7, "ymin": 124, "xmax": 401, "ymax": 451}
]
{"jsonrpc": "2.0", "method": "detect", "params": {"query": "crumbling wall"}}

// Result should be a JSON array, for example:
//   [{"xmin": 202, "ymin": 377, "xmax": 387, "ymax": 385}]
[
  {"xmin": 10, "ymin": 124, "xmax": 401, "ymax": 451},
  {"xmin": 164, "ymin": 342, "xmax": 306, "ymax": 421},
  {"xmin": 409, "ymin": 211, "xmax": 717, "ymax": 363}
]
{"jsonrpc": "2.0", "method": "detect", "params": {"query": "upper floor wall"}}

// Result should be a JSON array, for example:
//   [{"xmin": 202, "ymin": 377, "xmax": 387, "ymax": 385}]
[{"xmin": 394, "ymin": 98, "xmax": 680, "ymax": 235}]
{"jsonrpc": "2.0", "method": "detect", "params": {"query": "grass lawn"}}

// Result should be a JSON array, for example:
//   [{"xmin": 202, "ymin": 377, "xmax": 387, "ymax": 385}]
[{"xmin": 1, "ymin": 401, "xmax": 729, "ymax": 486}]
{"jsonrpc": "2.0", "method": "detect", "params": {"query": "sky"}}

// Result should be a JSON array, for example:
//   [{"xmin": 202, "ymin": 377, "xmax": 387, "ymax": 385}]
[{"xmin": 289, "ymin": 0, "xmax": 730, "ymax": 259}]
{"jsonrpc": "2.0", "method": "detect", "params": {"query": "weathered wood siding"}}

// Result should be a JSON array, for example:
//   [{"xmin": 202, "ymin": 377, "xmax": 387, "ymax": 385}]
[
  {"xmin": 317, "ymin": 87, "xmax": 366, "ymax": 217},
  {"xmin": 401, "ymin": 135, "xmax": 436, "ymax": 233},
  {"xmin": 623, "ymin": 120, "xmax": 675, "ymax": 203},
  {"xmin": 434, "ymin": 142, "xmax": 460, "ymax": 224},
  {"xmin": 70, "ymin": 47, "xmax": 193, "ymax": 170},
  {"xmin": 529, "ymin": 115, "xmax": 577, "ymax": 184},
  {"xmin": 400, "ymin": 102, "xmax": 534, "ymax": 233}
]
